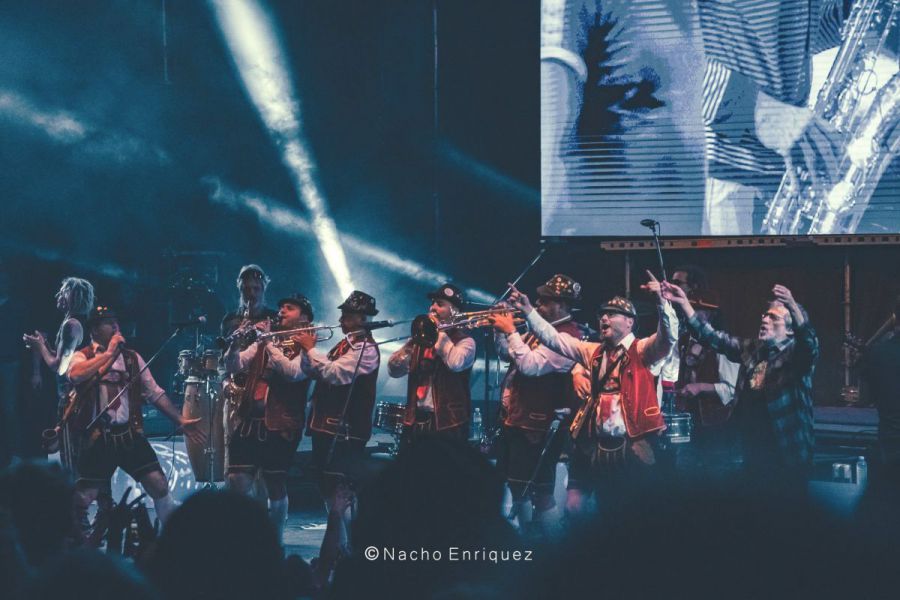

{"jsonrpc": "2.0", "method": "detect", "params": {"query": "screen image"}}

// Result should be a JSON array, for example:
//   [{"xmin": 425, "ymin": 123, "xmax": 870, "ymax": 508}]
[{"xmin": 541, "ymin": 0, "xmax": 900, "ymax": 237}]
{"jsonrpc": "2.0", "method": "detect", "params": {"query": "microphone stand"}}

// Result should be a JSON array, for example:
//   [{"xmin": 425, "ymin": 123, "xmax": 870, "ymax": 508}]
[
  {"xmin": 642, "ymin": 220, "xmax": 667, "ymax": 281},
  {"xmin": 507, "ymin": 420, "xmax": 561, "ymax": 527},
  {"xmin": 324, "ymin": 335, "xmax": 371, "ymax": 470},
  {"xmin": 484, "ymin": 246, "xmax": 548, "ymax": 437}
]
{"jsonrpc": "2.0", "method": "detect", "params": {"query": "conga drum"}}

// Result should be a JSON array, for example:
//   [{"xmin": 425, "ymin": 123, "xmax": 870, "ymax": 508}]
[{"xmin": 181, "ymin": 377, "xmax": 225, "ymax": 482}]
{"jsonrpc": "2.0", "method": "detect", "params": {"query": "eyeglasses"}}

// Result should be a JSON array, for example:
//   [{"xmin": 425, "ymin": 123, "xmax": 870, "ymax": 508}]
[{"xmin": 762, "ymin": 311, "xmax": 785, "ymax": 322}]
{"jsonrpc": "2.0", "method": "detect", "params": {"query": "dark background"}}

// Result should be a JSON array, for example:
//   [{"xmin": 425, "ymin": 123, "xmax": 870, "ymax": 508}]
[{"xmin": 1, "ymin": 1, "xmax": 897, "ymax": 450}]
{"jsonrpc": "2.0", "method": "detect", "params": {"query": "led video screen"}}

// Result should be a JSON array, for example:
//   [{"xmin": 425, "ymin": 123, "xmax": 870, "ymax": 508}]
[{"xmin": 540, "ymin": 0, "xmax": 900, "ymax": 237}]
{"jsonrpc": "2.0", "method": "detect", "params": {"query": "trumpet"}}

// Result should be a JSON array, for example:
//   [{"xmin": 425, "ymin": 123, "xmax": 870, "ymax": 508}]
[
  {"xmin": 410, "ymin": 308, "xmax": 524, "ymax": 347},
  {"xmin": 215, "ymin": 315, "xmax": 277, "ymax": 349},
  {"xmin": 256, "ymin": 324, "xmax": 337, "ymax": 344}
]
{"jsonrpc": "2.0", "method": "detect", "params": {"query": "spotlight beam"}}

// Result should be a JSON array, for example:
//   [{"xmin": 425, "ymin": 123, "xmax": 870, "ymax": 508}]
[{"xmin": 210, "ymin": 0, "xmax": 354, "ymax": 298}]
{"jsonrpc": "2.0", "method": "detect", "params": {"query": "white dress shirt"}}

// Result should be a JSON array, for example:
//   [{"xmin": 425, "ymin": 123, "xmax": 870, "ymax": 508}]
[{"xmin": 67, "ymin": 343, "xmax": 167, "ymax": 425}]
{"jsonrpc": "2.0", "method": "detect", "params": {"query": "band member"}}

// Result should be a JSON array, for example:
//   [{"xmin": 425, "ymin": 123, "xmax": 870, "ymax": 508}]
[
  {"xmin": 23, "ymin": 277, "xmax": 94, "ymax": 470},
  {"xmin": 663, "ymin": 282, "xmax": 818, "ymax": 480},
  {"xmin": 490, "ymin": 274, "xmax": 584, "ymax": 533},
  {"xmin": 223, "ymin": 293, "xmax": 314, "ymax": 541},
  {"xmin": 669, "ymin": 266, "xmax": 739, "ymax": 472},
  {"xmin": 221, "ymin": 264, "xmax": 278, "ymax": 337},
  {"xmin": 506, "ymin": 272, "xmax": 676, "ymax": 516},
  {"xmin": 388, "ymin": 283, "xmax": 475, "ymax": 445},
  {"xmin": 300, "ymin": 290, "xmax": 380, "ymax": 492},
  {"xmin": 66, "ymin": 306, "xmax": 204, "ymax": 525},
  {"xmin": 299, "ymin": 290, "xmax": 380, "ymax": 558}
]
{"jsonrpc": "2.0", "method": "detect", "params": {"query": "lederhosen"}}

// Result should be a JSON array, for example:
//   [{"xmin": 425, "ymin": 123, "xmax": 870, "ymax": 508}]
[
  {"xmin": 567, "ymin": 342, "xmax": 664, "ymax": 492},
  {"xmin": 400, "ymin": 329, "xmax": 472, "ymax": 447},
  {"xmin": 498, "ymin": 320, "xmax": 581, "ymax": 500},
  {"xmin": 307, "ymin": 335, "xmax": 379, "ymax": 487},
  {"xmin": 74, "ymin": 347, "xmax": 162, "ymax": 485},
  {"xmin": 227, "ymin": 342, "xmax": 310, "ymax": 477}
]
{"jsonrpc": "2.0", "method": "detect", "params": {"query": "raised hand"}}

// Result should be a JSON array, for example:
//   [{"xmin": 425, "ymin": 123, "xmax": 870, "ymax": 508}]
[
  {"xmin": 772, "ymin": 284, "xmax": 805, "ymax": 327},
  {"xmin": 661, "ymin": 280, "xmax": 689, "ymax": 305},
  {"xmin": 22, "ymin": 330, "xmax": 46, "ymax": 351},
  {"xmin": 640, "ymin": 270, "xmax": 665, "ymax": 305},
  {"xmin": 505, "ymin": 283, "xmax": 534, "ymax": 315}
]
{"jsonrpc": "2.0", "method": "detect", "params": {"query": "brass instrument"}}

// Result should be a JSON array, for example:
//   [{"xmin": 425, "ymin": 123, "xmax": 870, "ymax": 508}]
[
  {"xmin": 215, "ymin": 314, "xmax": 278, "ymax": 349},
  {"xmin": 255, "ymin": 324, "xmax": 337, "ymax": 344},
  {"xmin": 409, "ymin": 308, "xmax": 525, "ymax": 348},
  {"xmin": 763, "ymin": 0, "xmax": 900, "ymax": 234}
]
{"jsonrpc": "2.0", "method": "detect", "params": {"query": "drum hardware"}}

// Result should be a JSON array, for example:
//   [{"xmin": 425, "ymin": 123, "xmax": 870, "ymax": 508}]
[
  {"xmin": 374, "ymin": 402, "xmax": 405, "ymax": 455},
  {"xmin": 661, "ymin": 384, "xmax": 692, "ymax": 445}
]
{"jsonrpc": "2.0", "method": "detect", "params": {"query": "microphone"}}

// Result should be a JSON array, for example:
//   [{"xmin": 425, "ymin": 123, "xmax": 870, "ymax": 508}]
[
  {"xmin": 360, "ymin": 319, "xmax": 395, "ymax": 330},
  {"xmin": 171, "ymin": 315, "xmax": 207, "ymax": 328},
  {"xmin": 640, "ymin": 219, "xmax": 659, "ymax": 229}
]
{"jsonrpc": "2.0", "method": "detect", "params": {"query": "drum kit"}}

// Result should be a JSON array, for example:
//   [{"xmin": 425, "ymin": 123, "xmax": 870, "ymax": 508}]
[{"xmin": 373, "ymin": 401, "xmax": 405, "ymax": 455}]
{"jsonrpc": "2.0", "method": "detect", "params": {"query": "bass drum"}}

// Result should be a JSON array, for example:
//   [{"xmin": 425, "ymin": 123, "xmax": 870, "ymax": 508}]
[{"xmin": 181, "ymin": 377, "xmax": 225, "ymax": 482}]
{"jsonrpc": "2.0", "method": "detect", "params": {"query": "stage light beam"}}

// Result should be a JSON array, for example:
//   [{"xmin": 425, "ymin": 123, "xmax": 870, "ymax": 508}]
[{"xmin": 210, "ymin": 0, "xmax": 355, "ymax": 298}]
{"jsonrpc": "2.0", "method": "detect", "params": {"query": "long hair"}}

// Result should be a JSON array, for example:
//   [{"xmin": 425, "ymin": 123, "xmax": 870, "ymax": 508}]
[{"xmin": 60, "ymin": 277, "xmax": 94, "ymax": 316}]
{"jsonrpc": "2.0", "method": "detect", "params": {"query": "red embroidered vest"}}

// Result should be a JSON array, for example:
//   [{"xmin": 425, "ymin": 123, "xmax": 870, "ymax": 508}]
[{"xmin": 589, "ymin": 341, "xmax": 664, "ymax": 438}]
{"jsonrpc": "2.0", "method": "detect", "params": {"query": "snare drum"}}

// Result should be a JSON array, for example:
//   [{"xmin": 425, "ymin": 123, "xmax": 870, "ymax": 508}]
[
  {"xmin": 202, "ymin": 349, "xmax": 222, "ymax": 374},
  {"xmin": 663, "ymin": 412, "xmax": 693, "ymax": 444},
  {"xmin": 374, "ymin": 402, "xmax": 406, "ymax": 435}
]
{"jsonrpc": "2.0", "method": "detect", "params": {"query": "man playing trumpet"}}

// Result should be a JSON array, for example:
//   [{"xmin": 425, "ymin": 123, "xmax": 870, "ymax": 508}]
[
  {"xmin": 388, "ymin": 283, "xmax": 476, "ymax": 446},
  {"xmin": 223, "ymin": 293, "xmax": 314, "ymax": 542},
  {"xmin": 504, "ymin": 272, "xmax": 677, "ymax": 516},
  {"xmin": 490, "ymin": 274, "xmax": 587, "ymax": 534}
]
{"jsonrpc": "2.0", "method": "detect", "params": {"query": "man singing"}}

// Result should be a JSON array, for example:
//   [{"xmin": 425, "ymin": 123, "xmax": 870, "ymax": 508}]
[{"xmin": 66, "ymin": 306, "xmax": 204, "ymax": 526}]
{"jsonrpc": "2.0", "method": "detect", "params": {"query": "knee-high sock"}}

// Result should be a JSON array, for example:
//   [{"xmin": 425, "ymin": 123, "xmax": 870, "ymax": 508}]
[
  {"xmin": 269, "ymin": 497, "xmax": 289, "ymax": 544},
  {"xmin": 153, "ymin": 493, "xmax": 177, "ymax": 524}
]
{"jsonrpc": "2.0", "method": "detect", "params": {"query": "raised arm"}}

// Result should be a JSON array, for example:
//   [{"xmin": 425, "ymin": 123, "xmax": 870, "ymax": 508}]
[
  {"xmin": 490, "ymin": 310, "xmax": 576, "ymax": 376},
  {"xmin": 773, "ymin": 285, "xmax": 818, "ymax": 375},
  {"xmin": 663, "ymin": 282, "xmax": 745, "ymax": 364},
  {"xmin": 24, "ymin": 318, "xmax": 83, "ymax": 376},
  {"xmin": 305, "ymin": 341, "xmax": 380, "ymax": 385},
  {"xmin": 432, "ymin": 332, "xmax": 476, "ymax": 372},
  {"xmin": 638, "ymin": 271, "xmax": 678, "ymax": 366},
  {"xmin": 265, "ymin": 344, "xmax": 308, "ymax": 382},
  {"xmin": 387, "ymin": 341, "xmax": 412, "ymax": 378},
  {"xmin": 503, "ymin": 285, "xmax": 595, "ymax": 369},
  {"xmin": 67, "ymin": 333, "xmax": 124, "ymax": 384}
]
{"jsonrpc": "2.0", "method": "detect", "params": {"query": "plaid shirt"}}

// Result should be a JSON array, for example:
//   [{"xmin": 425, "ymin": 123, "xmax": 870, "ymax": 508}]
[{"xmin": 687, "ymin": 315, "xmax": 819, "ymax": 468}]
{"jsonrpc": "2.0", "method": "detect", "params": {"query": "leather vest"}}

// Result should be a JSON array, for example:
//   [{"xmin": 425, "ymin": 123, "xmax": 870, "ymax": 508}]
[
  {"xmin": 308, "ymin": 336, "xmax": 380, "ymax": 441},
  {"xmin": 402, "ymin": 330, "xmax": 472, "ymax": 431},
  {"xmin": 503, "ymin": 320, "xmax": 581, "ymax": 431},
  {"xmin": 237, "ymin": 343, "xmax": 311, "ymax": 432}
]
